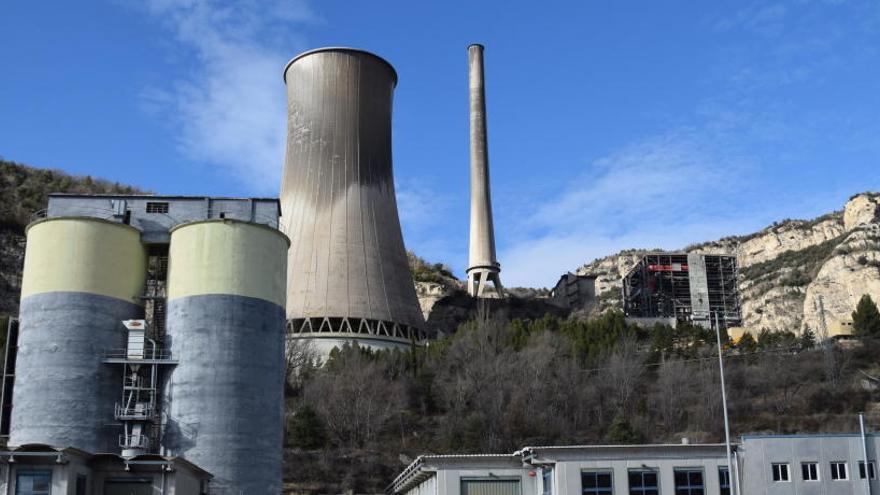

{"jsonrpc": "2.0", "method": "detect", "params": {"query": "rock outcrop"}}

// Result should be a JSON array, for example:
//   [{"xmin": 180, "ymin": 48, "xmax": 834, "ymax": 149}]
[{"xmin": 575, "ymin": 192, "xmax": 880, "ymax": 334}]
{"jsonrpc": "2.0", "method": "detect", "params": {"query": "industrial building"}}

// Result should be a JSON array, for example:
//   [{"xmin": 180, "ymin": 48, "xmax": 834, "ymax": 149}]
[
  {"xmin": 622, "ymin": 253, "xmax": 741, "ymax": 330},
  {"xmin": 550, "ymin": 273, "xmax": 597, "ymax": 312},
  {"xmin": 389, "ymin": 434, "xmax": 880, "ymax": 495},
  {"xmin": 1, "ymin": 194, "xmax": 288, "ymax": 494},
  {"xmin": 280, "ymin": 48, "xmax": 426, "ymax": 358}
]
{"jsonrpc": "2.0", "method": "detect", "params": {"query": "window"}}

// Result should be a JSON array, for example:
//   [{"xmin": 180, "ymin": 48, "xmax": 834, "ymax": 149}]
[
  {"xmin": 771, "ymin": 463, "xmax": 790, "ymax": 482},
  {"xmin": 146, "ymin": 202, "xmax": 169, "ymax": 213},
  {"xmin": 859, "ymin": 461, "xmax": 876, "ymax": 479},
  {"xmin": 830, "ymin": 461, "xmax": 848, "ymax": 480},
  {"xmin": 15, "ymin": 470, "xmax": 52, "ymax": 495},
  {"xmin": 542, "ymin": 468, "xmax": 553, "ymax": 495},
  {"xmin": 582, "ymin": 471, "xmax": 613, "ymax": 495},
  {"xmin": 674, "ymin": 469, "xmax": 704, "ymax": 495},
  {"xmin": 718, "ymin": 468, "xmax": 730, "ymax": 495},
  {"xmin": 628, "ymin": 469, "xmax": 659, "ymax": 495},
  {"xmin": 801, "ymin": 462, "xmax": 819, "ymax": 481},
  {"xmin": 76, "ymin": 474, "xmax": 87, "ymax": 495}
]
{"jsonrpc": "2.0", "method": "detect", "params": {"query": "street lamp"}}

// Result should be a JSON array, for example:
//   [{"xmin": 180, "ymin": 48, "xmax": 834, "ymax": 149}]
[{"xmin": 714, "ymin": 312, "xmax": 736, "ymax": 495}]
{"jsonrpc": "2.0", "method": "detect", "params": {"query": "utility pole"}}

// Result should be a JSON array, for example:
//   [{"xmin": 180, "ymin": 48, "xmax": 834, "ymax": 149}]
[
  {"xmin": 715, "ymin": 312, "xmax": 736, "ymax": 495},
  {"xmin": 861, "ymin": 413, "xmax": 872, "ymax": 495}
]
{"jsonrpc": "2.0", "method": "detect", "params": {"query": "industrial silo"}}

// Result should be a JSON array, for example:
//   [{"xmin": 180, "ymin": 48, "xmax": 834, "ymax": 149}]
[
  {"xmin": 11, "ymin": 217, "xmax": 147, "ymax": 452},
  {"xmin": 281, "ymin": 47, "xmax": 425, "ymax": 356},
  {"xmin": 161, "ymin": 219, "xmax": 288, "ymax": 494}
]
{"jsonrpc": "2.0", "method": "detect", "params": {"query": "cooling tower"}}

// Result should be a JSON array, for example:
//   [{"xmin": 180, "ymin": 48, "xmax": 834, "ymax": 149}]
[
  {"xmin": 11, "ymin": 217, "xmax": 146, "ymax": 452},
  {"xmin": 281, "ymin": 48, "xmax": 425, "ymax": 353},
  {"xmin": 466, "ymin": 44, "xmax": 504, "ymax": 298},
  {"xmin": 162, "ymin": 219, "xmax": 288, "ymax": 494}
]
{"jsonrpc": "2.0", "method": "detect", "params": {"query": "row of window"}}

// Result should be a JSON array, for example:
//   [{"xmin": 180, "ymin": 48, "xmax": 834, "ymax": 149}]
[
  {"xmin": 771, "ymin": 460, "xmax": 876, "ymax": 482},
  {"xmin": 546, "ymin": 467, "xmax": 730, "ymax": 495}
]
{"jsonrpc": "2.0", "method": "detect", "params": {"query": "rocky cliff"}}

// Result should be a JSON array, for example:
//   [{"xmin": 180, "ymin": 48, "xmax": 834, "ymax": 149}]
[{"xmin": 577, "ymin": 192, "xmax": 880, "ymax": 334}]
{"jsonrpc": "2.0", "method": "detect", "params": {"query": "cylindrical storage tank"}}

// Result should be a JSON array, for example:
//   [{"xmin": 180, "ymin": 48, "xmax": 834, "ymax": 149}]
[
  {"xmin": 11, "ymin": 217, "xmax": 147, "ymax": 452},
  {"xmin": 162, "ymin": 219, "xmax": 288, "ymax": 494}
]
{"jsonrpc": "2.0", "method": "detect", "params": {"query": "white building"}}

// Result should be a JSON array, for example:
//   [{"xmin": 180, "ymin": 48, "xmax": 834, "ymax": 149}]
[{"xmin": 390, "ymin": 434, "xmax": 880, "ymax": 495}]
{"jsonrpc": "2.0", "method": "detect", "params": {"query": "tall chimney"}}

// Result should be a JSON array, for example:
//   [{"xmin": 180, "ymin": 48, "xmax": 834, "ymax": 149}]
[{"xmin": 466, "ymin": 44, "xmax": 504, "ymax": 298}]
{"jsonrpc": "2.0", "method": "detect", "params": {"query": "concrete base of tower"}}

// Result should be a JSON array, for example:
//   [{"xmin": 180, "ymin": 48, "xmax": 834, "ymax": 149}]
[{"xmin": 466, "ymin": 266, "xmax": 504, "ymax": 298}]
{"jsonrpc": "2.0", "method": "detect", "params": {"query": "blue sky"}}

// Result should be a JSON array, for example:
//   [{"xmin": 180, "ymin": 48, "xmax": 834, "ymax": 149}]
[{"xmin": 2, "ymin": 1, "xmax": 880, "ymax": 287}]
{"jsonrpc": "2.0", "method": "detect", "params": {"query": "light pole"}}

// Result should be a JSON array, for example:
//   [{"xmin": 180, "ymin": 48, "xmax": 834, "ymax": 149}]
[
  {"xmin": 861, "ymin": 413, "xmax": 872, "ymax": 495},
  {"xmin": 715, "ymin": 312, "xmax": 736, "ymax": 495}
]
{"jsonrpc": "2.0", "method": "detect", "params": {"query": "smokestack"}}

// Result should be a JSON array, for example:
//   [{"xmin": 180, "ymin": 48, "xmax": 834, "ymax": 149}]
[
  {"xmin": 466, "ymin": 44, "xmax": 504, "ymax": 298},
  {"xmin": 281, "ymin": 48, "xmax": 425, "ymax": 357}
]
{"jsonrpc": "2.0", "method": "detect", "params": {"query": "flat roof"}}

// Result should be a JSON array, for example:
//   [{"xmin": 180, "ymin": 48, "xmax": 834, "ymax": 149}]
[
  {"xmin": 49, "ymin": 193, "xmax": 279, "ymax": 202},
  {"xmin": 389, "ymin": 443, "xmax": 731, "ymax": 494},
  {"xmin": 741, "ymin": 433, "xmax": 880, "ymax": 440},
  {"xmin": 49, "ymin": 193, "xmax": 282, "ymax": 217}
]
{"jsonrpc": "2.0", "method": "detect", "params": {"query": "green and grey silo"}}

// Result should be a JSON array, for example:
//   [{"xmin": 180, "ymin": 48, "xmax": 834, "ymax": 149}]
[
  {"xmin": 161, "ymin": 219, "xmax": 289, "ymax": 494},
  {"xmin": 11, "ymin": 217, "xmax": 147, "ymax": 452},
  {"xmin": 281, "ymin": 48, "xmax": 425, "ymax": 354}
]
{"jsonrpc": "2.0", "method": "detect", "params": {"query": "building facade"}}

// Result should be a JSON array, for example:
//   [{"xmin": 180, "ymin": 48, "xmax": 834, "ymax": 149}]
[
  {"xmin": 622, "ymin": 253, "xmax": 741, "ymax": 330},
  {"xmin": 391, "ymin": 434, "xmax": 880, "ymax": 495},
  {"xmin": 550, "ymin": 273, "xmax": 597, "ymax": 312},
  {"xmin": 739, "ymin": 434, "xmax": 879, "ymax": 495}
]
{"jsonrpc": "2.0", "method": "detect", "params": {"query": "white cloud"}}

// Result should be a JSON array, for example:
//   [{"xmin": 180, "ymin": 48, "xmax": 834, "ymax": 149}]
[
  {"xmin": 396, "ymin": 178, "xmax": 464, "ymax": 274},
  {"xmin": 499, "ymin": 128, "xmax": 760, "ymax": 288},
  {"xmin": 133, "ymin": 0, "xmax": 316, "ymax": 193}
]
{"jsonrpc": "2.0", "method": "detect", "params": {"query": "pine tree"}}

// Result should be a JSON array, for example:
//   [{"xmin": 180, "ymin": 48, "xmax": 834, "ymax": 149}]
[
  {"xmin": 800, "ymin": 328, "xmax": 816, "ymax": 349},
  {"xmin": 289, "ymin": 404, "xmax": 327, "ymax": 449},
  {"xmin": 852, "ymin": 294, "xmax": 880, "ymax": 336}
]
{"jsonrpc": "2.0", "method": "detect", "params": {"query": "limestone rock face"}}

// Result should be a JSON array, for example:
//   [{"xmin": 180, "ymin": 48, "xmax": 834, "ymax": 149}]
[
  {"xmin": 736, "ymin": 218, "xmax": 844, "ymax": 268},
  {"xmin": 802, "ymin": 227, "xmax": 880, "ymax": 334},
  {"xmin": 572, "ymin": 192, "xmax": 880, "ymax": 334},
  {"xmin": 576, "ymin": 251, "xmax": 644, "ymax": 312},
  {"xmin": 414, "ymin": 280, "xmax": 458, "ymax": 320},
  {"xmin": 844, "ymin": 193, "xmax": 880, "ymax": 232},
  {"xmin": 741, "ymin": 286, "xmax": 805, "ymax": 333}
]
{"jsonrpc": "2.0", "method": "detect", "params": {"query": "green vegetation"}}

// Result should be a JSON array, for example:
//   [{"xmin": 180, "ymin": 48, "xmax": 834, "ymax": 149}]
[
  {"xmin": 0, "ymin": 159, "xmax": 144, "ymax": 232},
  {"xmin": 284, "ymin": 313, "xmax": 880, "ymax": 493},
  {"xmin": 740, "ymin": 235, "xmax": 844, "ymax": 290},
  {"xmin": 852, "ymin": 294, "xmax": 880, "ymax": 336},
  {"xmin": 406, "ymin": 251, "xmax": 456, "ymax": 284}
]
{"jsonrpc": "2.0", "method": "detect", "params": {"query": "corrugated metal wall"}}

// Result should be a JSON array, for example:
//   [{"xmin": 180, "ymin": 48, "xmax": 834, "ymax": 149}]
[{"xmin": 461, "ymin": 479, "xmax": 521, "ymax": 495}]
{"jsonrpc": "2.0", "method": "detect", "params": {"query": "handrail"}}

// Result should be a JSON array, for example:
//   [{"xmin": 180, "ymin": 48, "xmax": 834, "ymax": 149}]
[{"xmin": 103, "ymin": 348, "xmax": 173, "ymax": 360}]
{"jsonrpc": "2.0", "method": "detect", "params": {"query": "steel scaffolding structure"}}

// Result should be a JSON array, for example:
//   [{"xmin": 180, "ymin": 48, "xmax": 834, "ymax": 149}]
[{"xmin": 622, "ymin": 253, "xmax": 741, "ymax": 329}]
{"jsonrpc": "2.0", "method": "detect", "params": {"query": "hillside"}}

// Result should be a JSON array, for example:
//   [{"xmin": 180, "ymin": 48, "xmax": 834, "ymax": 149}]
[
  {"xmin": 0, "ymin": 159, "xmax": 146, "ymax": 316},
  {"xmin": 577, "ymin": 192, "xmax": 880, "ymax": 334}
]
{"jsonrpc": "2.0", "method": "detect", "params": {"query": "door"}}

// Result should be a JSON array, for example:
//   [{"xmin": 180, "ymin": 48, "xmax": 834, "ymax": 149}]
[{"xmin": 461, "ymin": 479, "xmax": 522, "ymax": 495}]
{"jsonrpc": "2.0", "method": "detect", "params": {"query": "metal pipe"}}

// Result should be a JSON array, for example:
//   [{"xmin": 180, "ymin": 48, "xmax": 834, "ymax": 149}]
[
  {"xmin": 862, "ymin": 413, "xmax": 872, "ymax": 495},
  {"xmin": 715, "ymin": 312, "xmax": 736, "ymax": 495}
]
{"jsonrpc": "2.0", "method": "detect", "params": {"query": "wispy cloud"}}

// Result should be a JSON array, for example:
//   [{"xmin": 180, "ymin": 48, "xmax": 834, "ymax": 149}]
[
  {"xmin": 499, "ymin": 127, "xmax": 760, "ymax": 288},
  {"xmin": 132, "ymin": 0, "xmax": 317, "ymax": 193},
  {"xmin": 396, "ymin": 178, "xmax": 464, "ymax": 274}
]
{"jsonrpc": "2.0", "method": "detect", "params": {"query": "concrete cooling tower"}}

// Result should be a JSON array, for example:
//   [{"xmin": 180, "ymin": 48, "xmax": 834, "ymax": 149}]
[{"xmin": 281, "ymin": 48, "xmax": 425, "ymax": 356}]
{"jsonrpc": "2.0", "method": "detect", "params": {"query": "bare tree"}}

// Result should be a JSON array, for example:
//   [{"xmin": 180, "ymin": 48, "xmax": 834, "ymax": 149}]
[
  {"xmin": 654, "ymin": 358, "xmax": 687, "ymax": 434},
  {"xmin": 303, "ymin": 348, "xmax": 405, "ymax": 449},
  {"xmin": 285, "ymin": 336, "xmax": 317, "ymax": 392}
]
